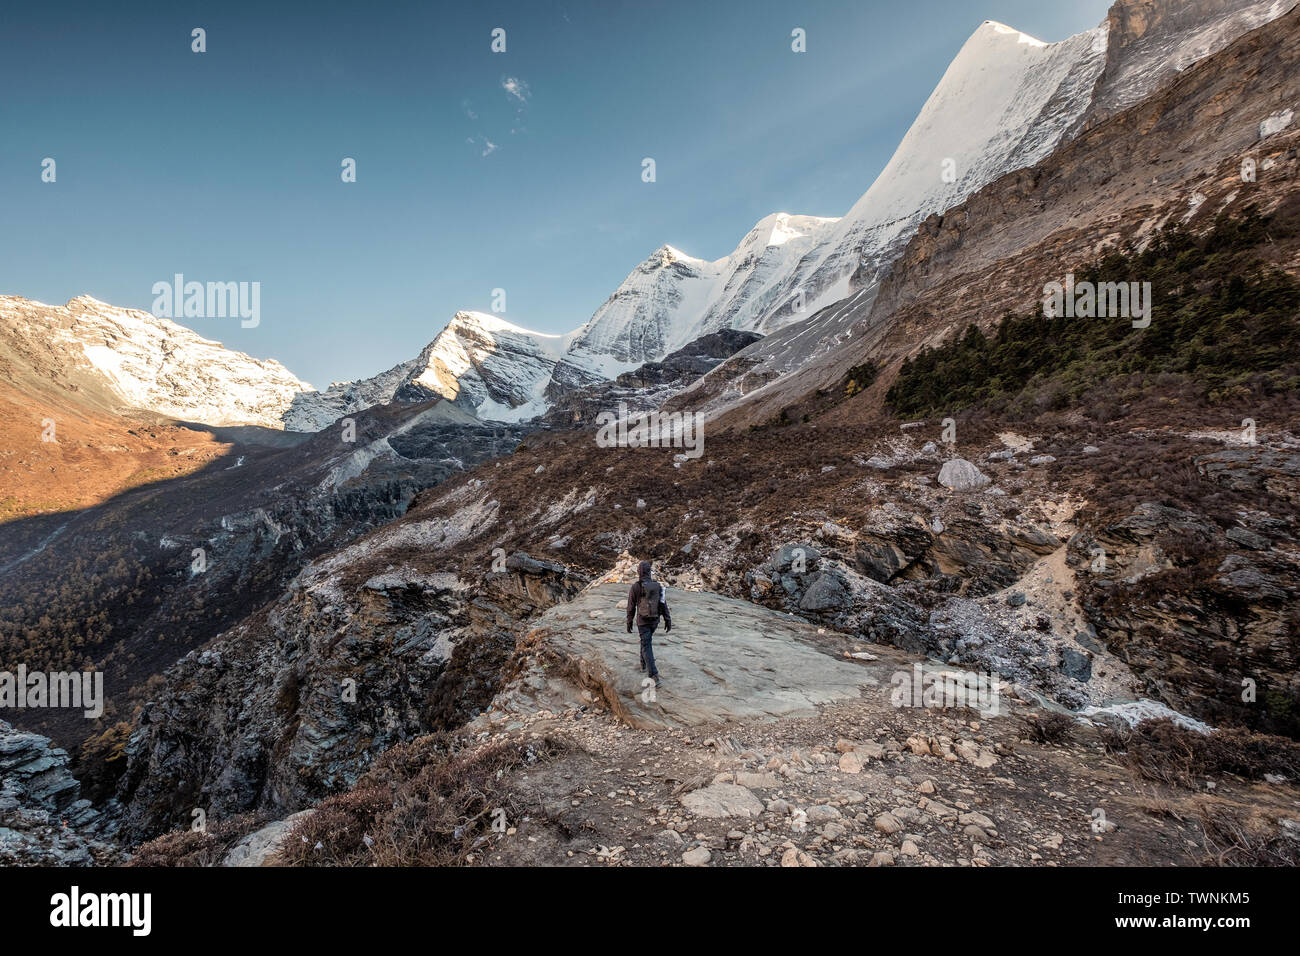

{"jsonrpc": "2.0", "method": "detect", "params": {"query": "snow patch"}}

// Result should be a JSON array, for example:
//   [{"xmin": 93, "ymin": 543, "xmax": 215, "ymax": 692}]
[{"xmin": 1078, "ymin": 699, "xmax": 1212, "ymax": 734}]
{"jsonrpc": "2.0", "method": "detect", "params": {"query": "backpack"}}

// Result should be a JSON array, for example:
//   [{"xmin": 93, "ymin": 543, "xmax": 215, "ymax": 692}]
[{"xmin": 637, "ymin": 580, "xmax": 661, "ymax": 619}]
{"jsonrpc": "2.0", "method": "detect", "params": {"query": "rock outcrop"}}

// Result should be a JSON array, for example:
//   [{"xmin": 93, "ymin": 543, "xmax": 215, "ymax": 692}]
[
  {"xmin": 541, "ymin": 330, "xmax": 763, "ymax": 428},
  {"xmin": 115, "ymin": 551, "xmax": 587, "ymax": 843},
  {"xmin": 1069, "ymin": 485, "xmax": 1300, "ymax": 735},
  {"xmin": 0, "ymin": 719, "xmax": 120, "ymax": 865}
]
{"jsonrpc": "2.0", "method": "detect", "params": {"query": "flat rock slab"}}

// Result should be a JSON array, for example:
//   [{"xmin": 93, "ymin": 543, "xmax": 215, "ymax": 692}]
[
  {"xmin": 680, "ymin": 783, "xmax": 765, "ymax": 819},
  {"xmin": 494, "ymin": 582, "xmax": 879, "ymax": 729}
]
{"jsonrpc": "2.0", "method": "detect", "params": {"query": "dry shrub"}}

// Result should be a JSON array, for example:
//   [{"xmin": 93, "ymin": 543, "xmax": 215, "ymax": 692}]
[
  {"xmin": 1109, "ymin": 718, "xmax": 1300, "ymax": 788},
  {"xmin": 1131, "ymin": 791, "xmax": 1187, "ymax": 823},
  {"xmin": 1099, "ymin": 721, "xmax": 1133, "ymax": 755},
  {"xmin": 1023, "ymin": 712, "xmax": 1075, "ymax": 744},
  {"xmin": 1199, "ymin": 804, "xmax": 1300, "ymax": 866},
  {"xmin": 278, "ymin": 731, "xmax": 571, "ymax": 867},
  {"xmin": 274, "ymin": 786, "xmax": 391, "ymax": 866},
  {"xmin": 127, "ymin": 811, "xmax": 272, "ymax": 867}
]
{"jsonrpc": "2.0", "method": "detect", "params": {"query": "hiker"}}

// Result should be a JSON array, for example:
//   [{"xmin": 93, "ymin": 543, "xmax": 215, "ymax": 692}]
[{"xmin": 627, "ymin": 559, "xmax": 671, "ymax": 687}]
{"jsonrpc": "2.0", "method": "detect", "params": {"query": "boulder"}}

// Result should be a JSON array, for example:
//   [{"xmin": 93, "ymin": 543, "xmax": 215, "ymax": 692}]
[
  {"xmin": 838, "ymin": 752, "xmax": 863, "ymax": 774},
  {"xmin": 799, "ymin": 571, "xmax": 850, "ymax": 612},
  {"xmin": 222, "ymin": 809, "xmax": 316, "ymax": 866},
  {"xmin": 680, "ymin": 783, "xmax": 764, "ymax": 819},
  {"xmin": 938, "ymin": 459, "xmax": 991, "ymax": 491},
  {"xmin": 874, "ymin": 812, "xmax": 904, "ymax": 835},
  {"xmin": 1060, "ymin": 648, "xmax": 1093, "ymax": 682},
  {"xmin": 806, "ymin": 805, "xmax": 842, "ymax": 825},
  {"xmin": 771, "ymin": 543, "xmax": 821, "ymax": 573},
  {"xmin": 682, "ymin": 846, "xmax": 712, "ymax": 866}
]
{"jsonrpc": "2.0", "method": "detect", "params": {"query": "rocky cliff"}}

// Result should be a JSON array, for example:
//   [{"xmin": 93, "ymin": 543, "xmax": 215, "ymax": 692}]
[
  {"xmin": 0, "ymin": 719, "xmax": 121, "ymax": 865},
  {"xmin": 114, "ymin": 550, "xmax": 586, "ymax": 842}
]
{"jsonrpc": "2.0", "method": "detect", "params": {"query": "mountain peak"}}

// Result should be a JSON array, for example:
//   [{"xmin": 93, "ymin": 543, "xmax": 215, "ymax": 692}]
[
  {"xmin": 0, "ymin": 294, "xmax": 315, "ymax": 430},
  {"xmin": 67, "ymin": 293, "xmax": 116, "ymax": 309},
  {"xmin": 746, "ymin": 212, "xmax": 839, "ymax": 251},
  {"xmin": 447, "ymin": 309, "xmax": 559, "ymax": 339},
  {"xmin": 972, "ymin": 19, "xmax": 1048, "ymax": 48},
  {"xmin": 647, "ymin": 244, "xmax": 703, "ymax": 268}
]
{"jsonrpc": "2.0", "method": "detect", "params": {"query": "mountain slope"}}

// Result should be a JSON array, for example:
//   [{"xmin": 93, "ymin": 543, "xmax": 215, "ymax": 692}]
[
  {"xmin": 754, "ymin": 19, "xmax": 1108, "ymax": 327},
  {"xmin": 564, "ymin": 213, "xmax": 841, "ymax": 368},
  {"xmin": 0, "ymin": 385, "xmax": 526, "ymax": 748},
  {"xmin": 296, "ymin": 311, "xmax": 596, "ymax": 424},
  {"xmin": 315, "ymin": 20, "xmax": 1110, "ymax": 425},
  {"xmin": 0, "ymin": 295, "xmax": 321, "ymax": 430},
  {"xmin": 682, "ymin": 0, "xmax": 1300, "ymax": 434},
  {"xmin": 323, "ymin": 0, "xmax": 1294, "ymax": 427},
  {"xmin": 1075, "ymin": 0, "xmax": 1300, "ymax": 130}
]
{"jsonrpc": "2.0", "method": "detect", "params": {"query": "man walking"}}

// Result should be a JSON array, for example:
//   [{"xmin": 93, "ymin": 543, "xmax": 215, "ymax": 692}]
[{"xmin": 627, "ymin": 560, "xmax": 671, "ymax": 687}]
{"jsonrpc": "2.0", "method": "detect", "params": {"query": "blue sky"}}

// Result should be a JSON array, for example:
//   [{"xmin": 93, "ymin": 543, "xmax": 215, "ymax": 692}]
[{"xmin": 0, "ymin": 0, "xmax": 1110, "ymax": 388}]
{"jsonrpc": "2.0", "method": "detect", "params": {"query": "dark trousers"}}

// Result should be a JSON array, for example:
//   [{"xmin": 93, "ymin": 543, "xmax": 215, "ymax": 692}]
[{"xmin": 638, "ymin": 621, "xmax": 659, "ymax": 678}]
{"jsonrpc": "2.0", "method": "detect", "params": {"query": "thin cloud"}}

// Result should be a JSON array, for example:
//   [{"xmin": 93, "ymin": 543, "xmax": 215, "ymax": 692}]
[
  {"xmin": 467, "ymin": 135, "xmax": 497, "ymax": 157},
  {"xmin": 462, "ymin": 79, "xmax": 530, "ymax": 158},
  {"xmin": 501, "ymin": 76, "xmax": 531, "ymax": 104},
  {"xmin": 502, "ymin": 76, "xmax": 531, "ymax": 135}
]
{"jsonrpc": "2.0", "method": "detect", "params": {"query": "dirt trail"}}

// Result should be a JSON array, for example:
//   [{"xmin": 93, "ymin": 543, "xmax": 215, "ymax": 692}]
[{"xmin": 464, "ymin": 578, "xmax": 1300, "ymax": 866}]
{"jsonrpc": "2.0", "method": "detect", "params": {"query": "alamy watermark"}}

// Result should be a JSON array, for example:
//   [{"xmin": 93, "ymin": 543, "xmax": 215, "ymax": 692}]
[
  {"xmin": 50, "ymin": 886, "xmax": 150, "ymax": 936},
  {"xmin": 0, "ymin": 666, "xmax": 103, "ymax": 718},
  {"xmin": 1042, "ymin": 273, "xmax": 1151, "ymax": 328},
  {"xmin": 152, "ymin": 273, "xmax": 260, "ymax": 328},
  {"xmin": 890, "ymin": 662, "xmax": 1000, "ymax": 716},
  {"xmin": 595, "ymin": 401, "xmax": 704, "ymax": 459}
]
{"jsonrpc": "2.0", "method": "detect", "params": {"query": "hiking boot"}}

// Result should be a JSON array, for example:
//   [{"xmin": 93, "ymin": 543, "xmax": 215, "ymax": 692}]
[{"xmin": 654, "ymin": 676, "xmax": 662, "ymax": 688}]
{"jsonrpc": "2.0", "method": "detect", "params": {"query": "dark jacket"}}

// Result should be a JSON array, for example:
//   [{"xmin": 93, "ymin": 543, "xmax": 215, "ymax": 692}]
[{"xmin": 627, "ymin": 576, "xmax": 671, "ymax": 631}]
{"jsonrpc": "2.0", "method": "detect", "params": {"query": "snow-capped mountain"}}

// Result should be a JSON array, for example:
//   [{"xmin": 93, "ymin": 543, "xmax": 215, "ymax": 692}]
[
  {"xmin": 306, "ymin": 214, "xmax": 843, "ymax": 423},
  {"xmin": 565, "ymin": 213, "xmax": 840, "ymax": 368},
  {"xmin": 14, "ymin": 0, "xmax": 1292, "ymax": 432},
  {"xmin": 290, "ymin": 311, "xmax": 607, "ymax": 426},
  {"xmin": 566, "ymin": 21, "xmax": 1110, "ymax": 362},
  {"xmin": 401, "ymin": 312, "xmax": 570, "ymax": 420},
  {"xmin": 320, "ymin": 16, "xmax": 1115, "ymax": 423},
  {"xmin": 332, "ymin": 1, "xmax": 1294, "ymax": 426},
  {"xmin": 0, "ymin": 295, "xmax": 316, "ymax": 430},
  {"xmin": 792, "ymin": 21, "xmax": 1108, "ymax": 306}
]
